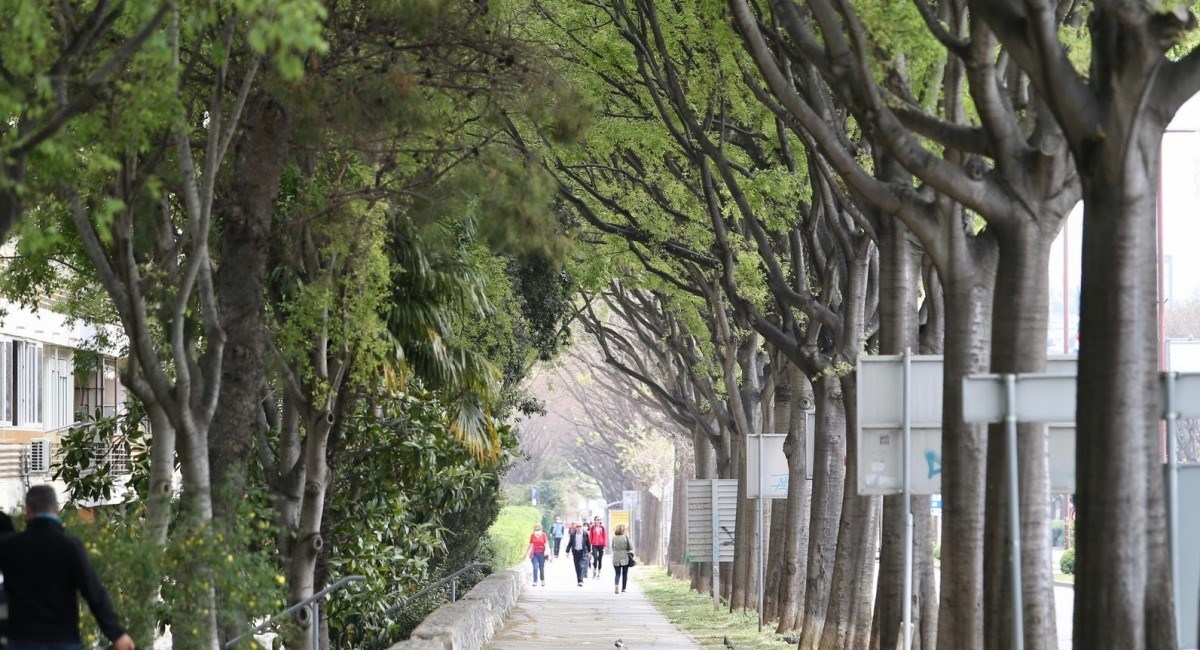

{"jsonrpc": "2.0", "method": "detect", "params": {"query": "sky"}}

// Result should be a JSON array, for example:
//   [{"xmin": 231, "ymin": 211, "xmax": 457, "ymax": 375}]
[{"xmin": 1045, "ymin": 92, "xmax": 1200, "ymax": 353}]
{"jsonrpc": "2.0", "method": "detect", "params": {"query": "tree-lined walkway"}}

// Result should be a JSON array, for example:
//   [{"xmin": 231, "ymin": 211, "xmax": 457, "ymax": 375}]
[{"xmin": 486, "ymin": 555, "xmax": 699, "ymax": 648}]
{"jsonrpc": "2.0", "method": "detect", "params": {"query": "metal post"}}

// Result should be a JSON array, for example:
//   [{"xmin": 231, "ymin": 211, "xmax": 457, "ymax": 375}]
[
  {"xmin": 1005, "ymin": 374, "xmax": 1025, "ymax": 650},
  {"xmin": 902, "ymin": 348, "xmax": 913, "ymax": 650},
  {"xmin": 1166, "ymin": 372, "xmax": 1181, "ymax": 643},
  {"xmin": 712, "ymin": 478, "xmax": 720, "ymax": 612},
  {"xmin": 757, "ymin": 434, "xmax": 764, "ymax": 631},
  {"xmin": 452, "ymin": 578, "xmax": 458, "ymax": 603},
  {"xmin": 310, "ymin": 601, "xmax": 320, "ymax": 650}
]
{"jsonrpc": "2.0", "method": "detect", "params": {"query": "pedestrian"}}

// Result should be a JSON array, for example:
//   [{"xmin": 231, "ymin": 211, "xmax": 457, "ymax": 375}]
[
  {"xmin": 549, "ymin": 516, "xmax": 565, "ymax": 559},
  {"xmin": 0, "ymin": 485, "xmax": 136, "ymax": 650},
  {"xmin": 610, "ymin": 524, "xmax": 634, "ymax": 594},
  {"xmin": 565, "ymin": 522, "xmax": 591, "ymax": 586},
  {"xmin": 0, "ymin": 509, "xmax": 13, "ymax": 650},
  {"xmin": 588, "ymin": 516, "xmax": 608, "ymax": 579},
  {"xmin": 526, "ymin": 523, "xmax": 549, "ymax": 587}
]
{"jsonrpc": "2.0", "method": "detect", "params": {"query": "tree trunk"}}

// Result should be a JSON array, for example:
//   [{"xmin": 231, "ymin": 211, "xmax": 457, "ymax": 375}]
[
  {"xmin": 820, "ymin": 372, "xmax": 880, "ymax": 650},
  {"xmin": 983, "ymin": 228, "xmax": 1058, "ymax": 650},
  {"xmin": 872, "ymin": 221, "xmax": 931, "ymax": 649},
  {"xmin": 935, "ymin": 231, "xmax": 997, "ymax": 650},
  {"xmin": 668, "ymin": 433, "xmax": 691, "ymax": 577},
  {"xmin": 777, "ymin": 366, "xmax": 812, "ymax": 633},
  {"xmin": 1074, "ymin": 124, "xmax": 1175, "ymax": 650},
  {"xmin": 693, "ymin": 423, "xmax": 715, "ymax": 593},
  {"xmin": 288, "ymin": 412, "xmax": 334, "ymax": 643},
  {"xmin": 176, "ymin": 419, "xmax": 219, "ymax": 650},
  {"xmin": 798, "ymin": 374, "xmax": 847, "ymax": 648},
  {"xmin": 764, "ymin": 366, "xmax": 790, "ymax": 623},
  {"xmin": 144, "ymin": 401, "xmax": 176, "ymax": 546},
  {"xmin": 210, "ymin": 95, "xmax": 291, "ymax": 523}
]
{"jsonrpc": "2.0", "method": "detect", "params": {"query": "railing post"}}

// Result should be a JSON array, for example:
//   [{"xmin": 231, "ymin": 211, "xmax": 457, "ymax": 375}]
[
  {"xmin": 451, "ymin": 578, "xmax": 458, "ymax": 602},
  {"xmin": 310, "ymin": 601, "xmax": 320, "ymax": 650}
]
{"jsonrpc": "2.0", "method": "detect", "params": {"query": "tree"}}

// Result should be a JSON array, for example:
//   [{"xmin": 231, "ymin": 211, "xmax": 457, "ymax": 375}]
[
  {"xmin": 968, "ymin": 3, "xmax": 1200, "ymax": 647},
  {"xmin": 0, "ymin": 1, "xmax": 171, "ymax": 238}
]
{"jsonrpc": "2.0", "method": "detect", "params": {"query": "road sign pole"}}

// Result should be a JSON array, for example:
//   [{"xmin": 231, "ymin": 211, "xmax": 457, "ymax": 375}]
[
  {"xmin": 902, "ymin": 349, "xmax": 913, "ymax": 650},
  {"xmin": 757, "ymin": 435, "xmax": 764, "ymax": 631},
  {"xmin": 1166, "ymin": 372, "xmax": 1182, "ymax": 643},
  {"xmin": 1005, "ymin": 374, "xmax": 1025, "ymax": 650},
  {"xmin": 712, "ymin": 479, "xmax": 720, "ymax": 612}
]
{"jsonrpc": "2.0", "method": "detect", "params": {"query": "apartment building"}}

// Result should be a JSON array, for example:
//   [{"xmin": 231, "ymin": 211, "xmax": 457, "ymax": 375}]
[{"xmin": 0, "ymin": 297, "xmax": 126, "ymax": 514}]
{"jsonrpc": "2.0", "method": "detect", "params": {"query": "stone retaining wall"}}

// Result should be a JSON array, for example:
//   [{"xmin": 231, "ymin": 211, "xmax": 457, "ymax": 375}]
[{"xmin": 386, "ymin": 567, "xmax": 524, "ymax": 650}]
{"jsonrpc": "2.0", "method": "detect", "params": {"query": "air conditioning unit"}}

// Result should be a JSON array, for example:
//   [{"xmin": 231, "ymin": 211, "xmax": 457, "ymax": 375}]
[{"xmin": 26, "ymin": 438, "xmax": 51, "ymax": 474}]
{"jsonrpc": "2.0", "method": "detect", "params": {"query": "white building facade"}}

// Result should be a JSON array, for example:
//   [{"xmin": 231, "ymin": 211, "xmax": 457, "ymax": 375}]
[{"xmin": 0, "ymin": 298, "xmax": 126, "ymax": 513}]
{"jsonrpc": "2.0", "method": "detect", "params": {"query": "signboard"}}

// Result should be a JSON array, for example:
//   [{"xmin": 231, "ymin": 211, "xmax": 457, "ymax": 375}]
[
  {"xmin": 685, "ymin": 479, "xmax": 737, "ymax": 562},
  {"xmin": 857, "ymin": 355, "xmax": 1077, "ymax": 495},
  {"xmin": 608, "ymin": 510, "xmax": 631, "ymax": 541},
  {"xmin": 1179, "ymin": 465, "xmax": 1200, "ymax": 650},
  {"xmin": 747, "ymin": 434, "xmax": 788, "ymax": 498}
]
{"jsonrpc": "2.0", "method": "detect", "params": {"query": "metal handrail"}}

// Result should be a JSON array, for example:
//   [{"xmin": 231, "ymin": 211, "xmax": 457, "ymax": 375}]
[
  {"xmin": 381, "ymin": 561, "xmax": 491, "ymax": 618},
  {"xmin": 225, "ymin": 575, "xmax": 366, "ymax": 649}
]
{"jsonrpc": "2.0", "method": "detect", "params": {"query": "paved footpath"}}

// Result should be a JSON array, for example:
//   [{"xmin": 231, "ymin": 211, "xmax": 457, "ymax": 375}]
[{"xmin": 486, "ymin": 550, "xmax": 700, "ymax": 649}]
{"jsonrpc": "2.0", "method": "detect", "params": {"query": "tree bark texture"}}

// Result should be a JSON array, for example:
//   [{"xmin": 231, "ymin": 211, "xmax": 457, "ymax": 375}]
[
  {"xmin": 210, "ymin": 95, "xmax": 292, "ymax": 523},
  {"xmin": 798, "ymin": 374, "xmax": 847, "ymax": 649},
  {"xmin": 1075, "ymin": 124, "xmax": 1175, "ymax": 650},
  {"xmin": 935, "ymin": 232, "xmax": 997, "ymax": 650},
  {"xmin": 819, "ymin": 372, "xmax": 880, "ymax": 650},
  {"xmin": 777, "ymin": 366, "xmax": 812, "ymax": 633},
  {"xmin": 983, "ymin": 228, "xmax": 1058, "ymax": 650},
  {"xmin": 872, "ymin": 219, "xmax": 935, "ymax": 650},
  {"xmin": 668, "ymin": 434, "xmax": 691, "ymax": 577}
]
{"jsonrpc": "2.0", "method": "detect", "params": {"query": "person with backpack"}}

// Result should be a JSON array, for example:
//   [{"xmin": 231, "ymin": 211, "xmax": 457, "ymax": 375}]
[{"xmin": 549, "ymin": 516, "xmax": 565, "ymax": 559}]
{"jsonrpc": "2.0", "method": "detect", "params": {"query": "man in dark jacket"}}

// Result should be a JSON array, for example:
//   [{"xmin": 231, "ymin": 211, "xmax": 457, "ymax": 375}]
[
  {"xmin": 565, "ymin": 522, "xmax": 591, "ymax": 587},
  {"xmin": 0, "ymin": 485, "xmax": 135, "ymax": 650}
]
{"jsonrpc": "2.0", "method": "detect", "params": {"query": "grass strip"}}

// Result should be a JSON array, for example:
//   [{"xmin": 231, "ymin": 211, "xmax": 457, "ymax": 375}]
[{"xmin": 634, "ymin": 566, "xmax": 797, "ymax": 649}]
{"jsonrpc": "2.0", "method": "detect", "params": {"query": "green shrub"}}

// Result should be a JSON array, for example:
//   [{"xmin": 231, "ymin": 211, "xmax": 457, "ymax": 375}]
[
  {"xmin": 1051, "ymin": 519, "xmax": 1065, "ymax": 547},
  {"xmin": 488, "ymin": 505, "xmax": 541, "ymax": 568},
  {"xmin": 1060, "ymin": 547, "xmax": 1076, "ymax": 575},
  {"xmin": 933, "ymin": 545, "xmax": 941, "ymax": 562}
]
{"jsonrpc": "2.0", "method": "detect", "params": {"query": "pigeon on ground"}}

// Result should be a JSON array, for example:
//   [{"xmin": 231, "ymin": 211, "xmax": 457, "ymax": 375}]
[
  {"xmin": 723, "ymin": 635, "xmax": 735, "ymax": 649},
  {"xmin": 614, "ymin": 639, "xmax": 624, "ymax": 648}
]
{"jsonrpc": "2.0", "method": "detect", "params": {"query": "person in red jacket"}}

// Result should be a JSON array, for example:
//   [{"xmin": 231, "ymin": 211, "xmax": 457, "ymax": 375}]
[
  {"xmin": 587, "ymin": 516, "xmax": 608, "ymax": 579},
  {"xmin": 525, "ymin": 523, "xmax": 549, "ymax": 587}
]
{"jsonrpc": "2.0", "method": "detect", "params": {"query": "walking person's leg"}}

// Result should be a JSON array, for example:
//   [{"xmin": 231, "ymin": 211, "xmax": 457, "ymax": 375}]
[{"xmin": 621, "ymin": 564, "xmax": 629, "ymax": 592}]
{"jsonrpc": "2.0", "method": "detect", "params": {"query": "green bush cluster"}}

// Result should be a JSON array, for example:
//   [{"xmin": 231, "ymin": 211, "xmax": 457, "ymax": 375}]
[
  {"xmin": 1060, "ymin": 547, "xmax": 1076, "ymax": 575},
  {"xmin": 487, "ymin": 505, "xmax": 542, "ymax": 568},
  {"xmin": 64, "ymin": 506, "xmax": 283, "ymax": 648}
]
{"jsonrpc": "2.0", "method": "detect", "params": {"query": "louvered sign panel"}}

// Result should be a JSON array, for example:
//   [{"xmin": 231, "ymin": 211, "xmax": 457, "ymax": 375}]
[{"xmin": 685, "ymin": 479, "xmax": 737, "ymax": 562}]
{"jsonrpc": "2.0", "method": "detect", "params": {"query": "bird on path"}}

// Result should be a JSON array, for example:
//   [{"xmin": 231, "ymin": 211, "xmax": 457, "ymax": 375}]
[
  {"xmin": 614, "ymin": 639, "xmax": 624, "ymax": 648},
  {"xmin": 722, "ymin": 635, "xmax": 735, "ymax": 649}
]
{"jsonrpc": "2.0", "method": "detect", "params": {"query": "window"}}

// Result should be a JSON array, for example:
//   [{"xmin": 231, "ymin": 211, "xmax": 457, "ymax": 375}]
[
  {"xmin": 14, "ymin": 340, "xmax": 41, "ymax": 426},
  {"xmin": 45, "ymin": 348, "xmax": 72, "ymax": 430},
  {"xmin": 0, "ymin": 340, "xmax": 10, "ymax": 425}
]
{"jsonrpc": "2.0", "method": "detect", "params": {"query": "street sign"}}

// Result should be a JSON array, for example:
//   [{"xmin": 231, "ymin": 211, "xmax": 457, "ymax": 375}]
[
  {"xmin": 746, "ymin": 434, "xmax": 788, "ymax": 498},
  {"xmin": 685, "ymin": 479, "xmax": 737, "ymax": 562},
  {"xmin": 857, "ymin": 355, "xmax": 1078, "ymax": 495}
]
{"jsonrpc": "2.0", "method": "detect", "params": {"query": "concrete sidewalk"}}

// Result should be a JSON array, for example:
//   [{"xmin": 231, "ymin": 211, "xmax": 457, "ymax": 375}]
[{"xmin": 485, "ymin": 550, "xmax": 700, "ymax": 649}]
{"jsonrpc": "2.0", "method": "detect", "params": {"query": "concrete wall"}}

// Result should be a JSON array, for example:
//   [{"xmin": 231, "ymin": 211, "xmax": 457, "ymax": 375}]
[{"xmin": 386, "ymin": 567, "xmax": 525, "ymax": 650}]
